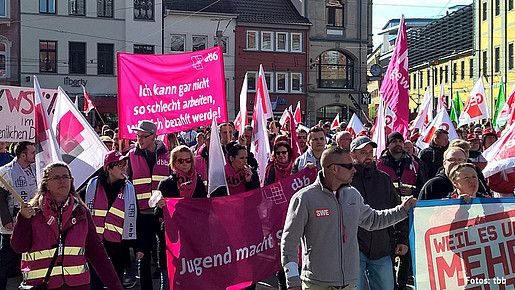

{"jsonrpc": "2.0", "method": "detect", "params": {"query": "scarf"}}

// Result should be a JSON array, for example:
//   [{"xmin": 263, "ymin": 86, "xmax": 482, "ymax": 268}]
[
  {"xmin": 265, "ymin": 158, "xmax": 292, "ymax": 182},
  {"xmin": 42, "ymin": 193, "xmax": 74, "ymax": 239},
  {"xmin": 174, "ymin": 169, "xmax": 198, "ymax": 198},
  {"xmin": 224, "ymin": 163, "xmax": 246, "ymax": 195}
]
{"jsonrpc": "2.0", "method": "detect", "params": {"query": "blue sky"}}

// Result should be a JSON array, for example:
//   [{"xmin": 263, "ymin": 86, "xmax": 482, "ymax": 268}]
[{"xmin": 372, "ymin": 0, "xmax": 473, "ymax": 48}]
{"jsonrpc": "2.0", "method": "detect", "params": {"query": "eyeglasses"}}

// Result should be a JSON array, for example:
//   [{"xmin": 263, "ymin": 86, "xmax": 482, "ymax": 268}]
[
  {"xmin": 177, "ymin": 158, "xmax": 192, "ymax": 164},
  {"xmin": 275, "ymin": 151, "xmax": 288, "ymax": 155},
  {"xmin": 329, "ymin": 163, "xmax": 355, "ymax": 170},
  {"xmin": 136, "ymin": 133, "xmax": 152, "ymax": 139},
  {"xmin": 48, "ymin": 175, "xmax": 71, "ymax": 181}
]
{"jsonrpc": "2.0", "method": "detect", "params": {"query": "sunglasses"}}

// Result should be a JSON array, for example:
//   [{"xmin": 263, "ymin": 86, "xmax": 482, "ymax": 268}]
[
  {"xmin": 275, "ymin": 151, "xmax": 288, "ymax": 155},
  {"xmin": 177, "ymin": 158, "xmax": 192, "ymax": 164},
  {"xmin": 330, "ymin": 163, "xmax": 354, "ymax": 170}
]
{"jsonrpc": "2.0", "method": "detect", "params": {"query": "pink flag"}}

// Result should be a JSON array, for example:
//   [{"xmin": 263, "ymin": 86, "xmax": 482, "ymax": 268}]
[
  {"xmin": 379, "ymin": 15, "xmax": 409, "ymax": 136},
  {"xmin": 483, "ymin": 123, "xmax": 515, "ymax": 178},
  {"xmin": 345, "ymin": 113, "xmax": 366, "ymax": 138},
  {"xmin": 416, "ymin": 109, "xmax": 459, "ymax": 150},
  {"xmin": 293, "ymin": 101, "xmax": 302, "ymax": 125},
  {"xmin": 411, "ymin": 88, "xmax": 432, "ymax": 131},
  {"xmin": 438, "ymin": 82, "xmax": 447, "ymax": 110},
  {"xmin": 458, "ymin": 77, "xmax": 491, "ymax": 127},
  {"xmin": 34, "ymin": 76, "xmax": 62, "ymax": 183},
  {"xmin": 238, "ymin": 73, "xmax": 248, "ymax": 137},
  {"xmin": 164, "ymin": 168, "xmax": 317, "ymax": 289},
  {"xmin": 330, "ymin": 113, "xmax": 340, "ymax": 130},
  {"xmin": 288, "ymin": 110, "xmax": 302, "ymax": 161}
]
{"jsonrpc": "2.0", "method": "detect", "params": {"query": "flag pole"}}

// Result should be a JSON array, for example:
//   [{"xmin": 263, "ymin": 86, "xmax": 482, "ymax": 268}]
[
  {"xmin": 93, "ymin": 107, "xmax": 106, "ymax": 125},
  {"xmin": 0, "ymin": 175, "xmax": 24, "ymax": 204}
]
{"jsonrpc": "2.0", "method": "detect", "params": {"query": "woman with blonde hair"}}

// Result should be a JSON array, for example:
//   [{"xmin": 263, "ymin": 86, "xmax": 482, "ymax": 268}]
[{"xmin": 11, "ymin": 162, "xmax": 122, "ymax": 290}]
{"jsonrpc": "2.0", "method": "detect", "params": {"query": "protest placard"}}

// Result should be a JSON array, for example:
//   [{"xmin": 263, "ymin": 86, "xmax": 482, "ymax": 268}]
[
  {"xmin": 117, "ymin": 46, "xmax": 227, "ymax": 139},
  {"xmin": 164, "ymin": 168, "xmax": 317, "ymax": 289},
  {"xmin": 411, "ymin": 198, "xmax": 515, "ymax": 289},
  {"xmin": 0, "ymin": 85, "xmax": 58, "ymax": 142}
]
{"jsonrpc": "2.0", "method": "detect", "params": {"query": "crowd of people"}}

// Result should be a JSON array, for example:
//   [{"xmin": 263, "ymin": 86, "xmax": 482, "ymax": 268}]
[{"xmin": 0, "ymin": 115, "xmax": 513, "ymax": 290}]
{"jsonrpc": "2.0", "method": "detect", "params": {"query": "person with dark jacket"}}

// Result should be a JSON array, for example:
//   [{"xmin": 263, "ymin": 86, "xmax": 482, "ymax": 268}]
[
  {"xmin": 350, "ymin": 137, "xmax": 409, "ymax": 290},
  {"xmin": 418, "ymin": 129, "xmax": 449, "ymax": 180},
  {"xmin": 85, "ymin": 150, "xmax": 138, "ymax": 289},
  {"xmin": 224, "ymin": 144, "xmax": 260, "ymax": 195},
  {"xmin": 155, "ymin": 145, "xmax": 207, "ymax": 290}
]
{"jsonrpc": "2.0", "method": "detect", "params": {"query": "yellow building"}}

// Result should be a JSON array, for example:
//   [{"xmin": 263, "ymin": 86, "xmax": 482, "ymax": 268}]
[{"xmin": 477, "ymin": 0, "xmax": 515, "ymax": 114}]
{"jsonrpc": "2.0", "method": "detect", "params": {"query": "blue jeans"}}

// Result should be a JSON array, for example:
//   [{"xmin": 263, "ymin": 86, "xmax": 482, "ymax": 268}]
[{"xmin": 357, "ymin": 251, "xmax": 394, "ymax": 290}]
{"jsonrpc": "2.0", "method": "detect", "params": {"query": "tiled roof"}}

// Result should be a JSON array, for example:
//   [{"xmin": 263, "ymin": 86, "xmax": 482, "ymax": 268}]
[{"xmin": 164, "ymin": 0, "xmax": 310, "ymax": 25}]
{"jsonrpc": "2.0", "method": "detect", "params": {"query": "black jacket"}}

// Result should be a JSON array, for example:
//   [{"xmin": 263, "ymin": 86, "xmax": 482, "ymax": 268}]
[
  {"xmin": 418, "ymin": 140, "xmax": 447, "ymax": 180},
  {"xmin": 418, "ymin": 168, "xmax": 453, "ymax": 200},
  {"xmin": 351, "ymin": 163, "xmax": 408, "ymax": 260}
]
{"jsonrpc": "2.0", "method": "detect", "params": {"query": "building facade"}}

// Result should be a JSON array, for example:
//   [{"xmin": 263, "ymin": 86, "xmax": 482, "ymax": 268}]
[{"xmin": 0, "ymin": 0, "xmax": 20, "ymax": 86}]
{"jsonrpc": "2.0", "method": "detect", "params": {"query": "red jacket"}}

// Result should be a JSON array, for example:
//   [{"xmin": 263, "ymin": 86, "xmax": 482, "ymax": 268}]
[{"xmin": 11, "ymin": 194, "xmax": 122, "ymax": 290}]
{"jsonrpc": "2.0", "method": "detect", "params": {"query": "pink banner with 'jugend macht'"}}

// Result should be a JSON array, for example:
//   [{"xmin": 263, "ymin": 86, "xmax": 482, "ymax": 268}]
[
  {"xmin": 164, "ymin": 168, "xmax": 318, "ymax": 290},
  {"xmin": 117, "ymin": 46, "xmax": 227, "ymax": 139}
]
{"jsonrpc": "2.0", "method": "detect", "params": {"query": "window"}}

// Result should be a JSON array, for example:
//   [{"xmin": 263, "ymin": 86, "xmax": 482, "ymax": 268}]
[
  {"xmin": 247, "ymin": 72, "xmax": 257, "ymax": 91},
  {"xmin": 469, "ymin": 58, "xmax": 474, "ymax": 78},
  {"xmin": 276, "ymin": 72, "xmax": 287, "ymax": 92},
  {"xmin": 170, "ymin": 35, "xmax": 185, "ymax": 52},
  {"xmin": 0, "ymin": 42, "xmax": 6, "ymax": 78},
  {"xmin": 40, "ymin": 0, "xmax": 55, "ymax": 13},
  {"xmin": 326, "ymin": 0, "xmax": 343, "ymax": 27},
  {"xmin": 261, "ymin": 32, "xmax": 273, "ymax": 51},
  {"xmin": 291, "ymin": 33, "xmax": 302, "ymax": 52},
  {"xmin": 98, "ymin": 0, "xmax": 113, "ymax": 17},
  {"xmin": 482, "ymin": 50, "xmax": 487, "ymax": 76},
  {"xmin": 510, "ymin": 0, "xmax": 514, "ymax": 11},
  {"xmin": 434, "ymin": 67, "xmax": 438, "ymax": 85},
  {"xmin": 97, "ymin": 43, "xmax": 113, "ymax": 75},
  {"xmin": 192, "ymin": 36, "xmax": 207, "ymax": 52},
  {"xmin": 0, "ymin": 0, "xmax": 6, "ymax": 17},
  {"xmin": 276, "ymin": 32, "xmax": 287, "ymax": 51},
  {"xmin": 317, "ymin": 50, "xmax": 354, "ymax": 89},
  {"xmin": 134, "ymin": 44, "xmax": 154, "ymax": 54},
  {"xmin": 246, "ymin": 31, "xmax": 258, "ymax": 50},
  {"xmin": 426, "ymin": 69, "xmax": 430, "ymax": 86},
  {"xmin": 40, "ymin": 41, "xmax": 57, "ymax": 73},
  {"xmin": 265, "ymin": 72, "xmax": 272, "ymax": 91},
  {"xmin": 439, "ymin": 67, "xmax": 443, "ymax": 83},
  {"xmin": 134, "ymin": 0, "xmax": 153, "ymax": 20},
  {"xmin": 69, "ymin": 42, "xmax": 86, "ymax": 74},
  {"xmin": 482, "ymin": 2, "xmax": 487, "ymax": 21},
  {"xmin": 509, "ymin": 43, "xmax": 514, "ymax": 70},
  {"xmin": 452, "ymin": 63, "xmax": 457, "ymax": 82},
  {"xmin": 69, "ymin": 0, "xmax": 85, "ymax": 15},
  {"xmin": 495, "ymin": 46, "xmax": 500, "ymax": 73},
  {"xmin": 445, "ymin": 66, "xmax": 449, "ymax": 83},
  {"xmin": 495, "ymin": 0, "xmax": 500, "ymax": 16},
  {"xmin": 214, "ymin": 36, "xmax": 228, "ymax": 54},
  {"xmin": 419, "ymin": 71, "xmax": 423, "ymax": 88},
  {"xmin": 412, "ymin": 74, "xmax": 416, "ymax": 89},
  {"xmin": 461, "ymin": 60, "xmax": 465, "ymax": 80},
  {"xmin": 291, "ymin": 73, "xmax": 302, "ymax": 92}
]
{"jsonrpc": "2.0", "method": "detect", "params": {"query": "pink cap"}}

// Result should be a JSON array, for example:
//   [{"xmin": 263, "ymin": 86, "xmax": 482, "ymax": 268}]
[{"xmin": 104, "ymin": 150, "xmax": 128, "ymax": 168}]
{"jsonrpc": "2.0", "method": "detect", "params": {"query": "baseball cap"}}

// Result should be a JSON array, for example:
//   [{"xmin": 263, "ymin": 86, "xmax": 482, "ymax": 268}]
[
  {"xmin": 350, "ymin": 136, "xmax": 377, "ymax": 152},
  {"xmin": 104, "ymin": 150, "xmax": 129, "ymax": 168},
  {"xmin": 466, "ymin": 133, "xmax": 480, "ymax": 141},
  {"xmin": 387, "ymin": 132, "xmax": 404, "ymax": 146},
  {"xmin": 133, "ymin": 120, "xmax": 157, "ymax": 134},
  {"xmin": 482, "ymin": 128, "xmax": 497, "ymax": 137}
]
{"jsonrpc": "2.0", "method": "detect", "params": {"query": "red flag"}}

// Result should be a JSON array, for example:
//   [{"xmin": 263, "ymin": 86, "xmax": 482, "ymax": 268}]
[
  {"xmin": 330, "ymin": 113, "xmax": 340, "ymax": 130},
  {"xmin": 458, "ymin": 78, "xmax": 490, "ymax": 127},
  {"xmin": 438, "ymin": 82, "xmax": 447, "ymax": 110},
  {"xmin": 293, "ymin": 101, "xmax": 302, "ymax": 125},
  {"xmin": 346, "ymin": 113, "xmax": 366, "ymax": 138},
  {"xmin": 416, "ymin": 109, "xmax": 459, "ymax": 150},
  {"xmin": 251, "ymin": 65, "xmax": 273, "ymax": 127},
  {"xmin": 82, "ymin": 85, "xmax": 95, "ymax": 115}
]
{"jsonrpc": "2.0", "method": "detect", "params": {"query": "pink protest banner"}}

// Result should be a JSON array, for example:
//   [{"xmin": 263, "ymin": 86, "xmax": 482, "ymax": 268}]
[
  {"xmin": 0, "ymin": 85, "xmax": 59, "ymax": 142},
  {"xmin": 117, "ymin": 46, "xmax": 227, "ymax": 139},
  {"xmin": 164, "ymin": 168, "xmax": 318, "ymax": 289},
  {"xmin": 411, "ymin": 199, "xmax": 515, "ymax": 289}
]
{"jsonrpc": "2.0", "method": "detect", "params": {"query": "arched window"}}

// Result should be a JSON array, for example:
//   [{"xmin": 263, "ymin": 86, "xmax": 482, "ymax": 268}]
[
  {"xmin": 317, "ymin": 50, "xmax": 354, "ymax": 89},
  {"xmin": 0, "ymin": 41, "xmax": 7, "ymax": 78}
]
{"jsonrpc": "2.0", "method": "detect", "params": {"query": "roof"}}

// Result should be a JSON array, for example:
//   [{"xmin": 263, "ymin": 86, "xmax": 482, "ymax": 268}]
[{"xmin": 164, "ymin": 0, "xmax": 310, "ymax": 25}]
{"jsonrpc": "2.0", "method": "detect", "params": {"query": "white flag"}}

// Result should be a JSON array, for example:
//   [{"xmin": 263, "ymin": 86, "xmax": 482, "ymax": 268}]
[
  {"xmin": 411, "ymin": 87, "xmax": 432, "ymax": 131},
  {"xmin": 238, "ymin": 73, "xmax": 248, "ymax": 137},
  {"xmin": 330, "ymin": 113, "xmax": 340, "ymax": 130},
  {"xmin": 496, "ymin": 84, "xmax": 515, "ymax": 126},
  {"xmin": 458, "ymin": 78, "xmax": 491, "ymax": 127},
  {"xmin": 438, "ymin": 82, "xmax": 447, "ymax": 110},
  {"xmin": 417, "ymin": 109, "xmax": 459, "ymax": 150},
  {"xmin": 372, "ymin": 98, "xmax": 387, "ymax": 157},
  {"xmin": 346, "ymin": 113, "xmax": 366, "ymax": 138},
  {"xmin": 34, "ymin": 76, "xmax": 62, "ymax": 184},
  {"xmin": 52, "ymin": 87, "xmax": 108, "ymax": 188},
  {"xmin": 251, "ymin": 99, "xmax": 270, "ymax": 187},
  {"xmin": 483, "ymin": 123, "xmax": 515, "ymax": 178},
  {"xmin": 208, "ymin": 117, "xmax": 229, "ymax": 196}
]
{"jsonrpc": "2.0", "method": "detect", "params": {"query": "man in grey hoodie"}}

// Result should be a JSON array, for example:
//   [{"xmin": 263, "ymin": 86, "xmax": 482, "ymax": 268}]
[{"xmin": 281, "ymin": 146, "xmax": 417, "ymax": 289}]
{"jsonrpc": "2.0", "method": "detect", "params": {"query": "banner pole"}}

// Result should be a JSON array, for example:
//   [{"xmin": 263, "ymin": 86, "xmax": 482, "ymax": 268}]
[{"xmin": 0, "ymin": 175, "xmax": 24, "ymax": 204}]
